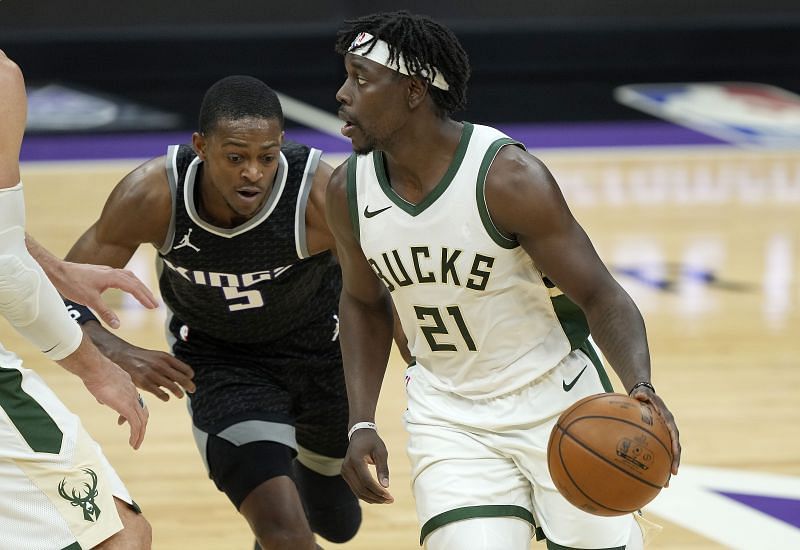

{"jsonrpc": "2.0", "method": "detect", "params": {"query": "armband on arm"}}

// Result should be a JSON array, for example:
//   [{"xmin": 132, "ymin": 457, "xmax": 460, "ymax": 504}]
[
  {"xmin": 0, "ymin": 183, "xmax": 82, "ymax": 360},
  {"xmin": 63, "ymin": 299, "xmax": 100, "ymax": 326}
]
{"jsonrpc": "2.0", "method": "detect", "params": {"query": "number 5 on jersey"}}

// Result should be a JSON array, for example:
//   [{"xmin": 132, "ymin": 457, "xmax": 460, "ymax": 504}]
[{"xmin": 222, "ymin": 287, "xmax": 264, "ymax": 311}]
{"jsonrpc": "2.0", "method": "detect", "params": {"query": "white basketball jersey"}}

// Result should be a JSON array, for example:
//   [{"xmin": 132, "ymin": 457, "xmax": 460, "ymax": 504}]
[{"xmin": 348, "ymin": 123, "xmax": 587, "ymax": 398}]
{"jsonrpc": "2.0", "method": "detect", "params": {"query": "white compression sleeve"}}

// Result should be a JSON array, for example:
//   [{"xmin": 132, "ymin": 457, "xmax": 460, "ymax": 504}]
[{"xmin": 0, "ymin": 183, "xmax": 82, "ymax": 360}]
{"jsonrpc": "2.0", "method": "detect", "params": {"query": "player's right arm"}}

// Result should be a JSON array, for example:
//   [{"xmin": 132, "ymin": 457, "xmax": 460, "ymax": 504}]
[
  {"xmin": 27, "ymin": 233, "xmax": 159, "ymax": 328},
  {"xmin": 0, "ymin": 51, "xmax": 147, "ymax": 448},
  {"xmin": 486, "ymin": 146, "xmax": 680, "ymax": 473},
  {"xmin": 65, "ymin": 158, "xmax": 196, "ymax": 401},
  {"xmin": 325, "ymin": 161, "xmax": 395, "ymax": 505},
  {"xmin": 305, "ymin": 156, "xmax": 412, "ymax": 364}
]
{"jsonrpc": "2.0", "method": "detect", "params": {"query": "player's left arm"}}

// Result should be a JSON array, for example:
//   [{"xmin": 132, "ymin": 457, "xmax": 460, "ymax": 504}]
[
  {"xmin": 485, "ymin": 145, "xmax": 680, "ymax": 473},
  {"xmin": 307, "ymin": 157, "xmax": 412, "ymax": 364}
]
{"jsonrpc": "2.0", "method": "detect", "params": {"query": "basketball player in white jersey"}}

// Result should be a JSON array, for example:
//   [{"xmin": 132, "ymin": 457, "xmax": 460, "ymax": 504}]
[
  {"xmin": 326, "ymin": 12, "xmax": 682, "ymax": 550},
  {"xmin": 0, "ymin": 50, "xmax": 154, "ymax": 549}
]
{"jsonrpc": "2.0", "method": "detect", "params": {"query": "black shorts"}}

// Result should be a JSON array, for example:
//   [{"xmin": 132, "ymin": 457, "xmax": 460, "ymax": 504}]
[{"xmin": 170, "ymin": 314, "xmax": 349, "ymax": 463}]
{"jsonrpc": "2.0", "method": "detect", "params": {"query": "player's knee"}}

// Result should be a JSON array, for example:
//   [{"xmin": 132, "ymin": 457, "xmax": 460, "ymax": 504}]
[
  {"xmin": 254, "ymin": 524, "xmax": 316, "ymax": 550},
  {"xmin": 94, "ymin": 499, "xmax": 152, "ymax": 549},
  {"xmin": 424, "ymin": 516, "xmax": 533, "ymax": 550},
  {"xmin": 292, "ymin": 460, "xmax": 361, "ymax": 543},
  {"xmin": 123, "ymin": 514, "xmax": 152, "ymax": 550},
  {"xmin": 125, "ymin": 516, "xmax": 153, "ymax": 550},
  {"xmin": 207, "ymin": 438, "xmax": 295, "ymax": 508},
  {"xmin": 310, "ymin": 499, "xmax": 361, "ymax": 544}
]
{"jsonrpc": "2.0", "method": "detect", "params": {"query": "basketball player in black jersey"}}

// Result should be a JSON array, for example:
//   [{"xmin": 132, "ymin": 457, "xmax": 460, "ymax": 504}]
[{"xmin": 65, "ymin": 76, "xmax": 361, "ymax": 549}]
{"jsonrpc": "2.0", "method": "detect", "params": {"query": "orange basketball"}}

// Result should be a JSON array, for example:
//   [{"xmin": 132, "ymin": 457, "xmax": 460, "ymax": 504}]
[{"xmin": 547, "ymin": 393, "xmax": 672, "ymax": 516}]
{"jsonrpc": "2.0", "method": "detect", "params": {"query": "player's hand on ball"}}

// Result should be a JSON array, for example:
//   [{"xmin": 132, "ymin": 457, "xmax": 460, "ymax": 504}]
[
  {"xmin": 341, "ymin": 429, "xmax": 394, "ymax": 504},
  {"xmin": 629, "ymin": 385, "xmax": 681, "ymax": 477}
]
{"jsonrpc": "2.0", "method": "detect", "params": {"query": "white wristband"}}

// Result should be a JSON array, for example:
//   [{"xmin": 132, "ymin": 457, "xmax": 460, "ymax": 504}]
[{"xmin": 348, "ymin": 421, "xmax": 377, "ymax": 440}]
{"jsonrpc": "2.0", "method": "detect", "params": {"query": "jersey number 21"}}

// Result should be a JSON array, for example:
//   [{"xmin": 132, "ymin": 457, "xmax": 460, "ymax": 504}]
[{"xmin": 414, "ymin": 305, "xmax": 477, "ymax": 352}]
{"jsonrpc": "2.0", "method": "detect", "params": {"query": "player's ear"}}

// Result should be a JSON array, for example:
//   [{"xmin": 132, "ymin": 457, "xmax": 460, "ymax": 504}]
[
  {"xmin": 192, "ymin": 132, "xmax": 207, "ymax": 160},
  {"xmin": 407, "ymin": 77, "xmax": 427, "ymax": 110}
]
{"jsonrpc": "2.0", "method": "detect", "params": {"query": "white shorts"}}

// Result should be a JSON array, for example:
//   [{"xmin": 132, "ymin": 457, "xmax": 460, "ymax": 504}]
[
  {"xmin": 0, "ymin": 345, "xmax": 133, "ymax": 550},
  {"xmin": 404, "ymin": 346, "xmax": 633, "ymax": 548}
]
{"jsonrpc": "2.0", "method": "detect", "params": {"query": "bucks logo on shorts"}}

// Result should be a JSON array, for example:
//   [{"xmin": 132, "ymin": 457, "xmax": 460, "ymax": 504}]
[{"xmin": 58, "ymin": 468, "xmax": 101, "ymax": 522}]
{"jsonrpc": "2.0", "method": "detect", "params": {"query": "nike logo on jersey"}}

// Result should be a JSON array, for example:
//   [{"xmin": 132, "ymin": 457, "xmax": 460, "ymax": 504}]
[
  {"xmin": 562, "ymin": 365, "xmax": 588, "ymax": 392},
  {"xmin": 364, "ymin": 205, "xmax": 392, "ymax": 218}
]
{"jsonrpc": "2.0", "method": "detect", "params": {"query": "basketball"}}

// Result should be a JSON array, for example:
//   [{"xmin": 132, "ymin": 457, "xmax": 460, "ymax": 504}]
[{"xmin": 547, "ymin": 393, "xmax": 672, "ymax": 516}]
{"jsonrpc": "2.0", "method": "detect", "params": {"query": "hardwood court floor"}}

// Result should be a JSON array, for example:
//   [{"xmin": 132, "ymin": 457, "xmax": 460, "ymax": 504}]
[{"xmin": 6, "ymin": 145, "xmax": 800, "ymax": 549}]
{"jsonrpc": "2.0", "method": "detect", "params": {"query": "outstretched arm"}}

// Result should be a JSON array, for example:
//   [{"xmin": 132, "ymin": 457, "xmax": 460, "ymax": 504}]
[
  {"xmin": 65, "ymin": 157, "xmax": 195, "ymax": 401},
  {"xmin": 57, "ymin": 335, "xmax": 150, "ymax": 449},
  {"xmin": 0, "ymin": 50, "xmax": 147, "ymax": 448},
  {"xmin": 325, "ymin": 161, "xmax": 395, "ymax": 504},
  {"xmin": 486, "ymin": 146, "xmax": 681, "ymax": 474},
  {"xmin": 27, "ymin": 236, "xmax": 153, "ymax": 448},
  {"xmin": 26, "ymin": 234, "xmax": 158, "ymax": 328}
]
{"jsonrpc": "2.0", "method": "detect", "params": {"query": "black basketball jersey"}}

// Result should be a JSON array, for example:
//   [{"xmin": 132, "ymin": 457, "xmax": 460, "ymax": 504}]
[{"xmin": 157, "ymin": 143, "xmax": 341, "ymax": 343}]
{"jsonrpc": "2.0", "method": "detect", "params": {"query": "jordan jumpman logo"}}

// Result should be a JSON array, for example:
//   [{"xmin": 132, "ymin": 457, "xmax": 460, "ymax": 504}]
[{"xmin": 174, "ymin": 228, "xmax": 200, "ymax": 252}]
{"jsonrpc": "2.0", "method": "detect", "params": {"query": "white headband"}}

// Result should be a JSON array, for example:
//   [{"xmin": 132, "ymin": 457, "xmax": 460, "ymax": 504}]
[{"xmin": 347, "ymin": 32, "xmax": 450, "ymax": 91}]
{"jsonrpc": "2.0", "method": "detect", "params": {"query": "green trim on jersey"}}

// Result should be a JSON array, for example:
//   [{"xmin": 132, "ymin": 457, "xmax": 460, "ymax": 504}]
[
  {"xmin": 0, "ymin": 366, "xmax": 63, "ymax": 454},
  {"xmin": 476, "ymin": 137, "xmax": 522, "ymax": 249},
  {"xmin": 550, "ymin": 294, "xmax": 590, "ymax": 350},
  {"xmin": 546, "ymin": 541, "xmax": 624, "ymax": 550},
  {"xmin": 419, "ymin": 504, "xmax": 535, "ymax": 545},
  {"xmin": 346, "ymin": 154, "xmax": 360, "ymax": 243},
  {"xmin": 578, "ymin": 339, "xmax": 614, "ymax": 392},
  {"xmin": 61, "ymin": 543, "xmax": 82, "ymax": 550},
  {"xmin": 550, "ymin": 294, "xmax": 614, "ymax": 392},
  {"xmin": 373, "ymin": 122, "xmax": 474, "ymax": 216}
]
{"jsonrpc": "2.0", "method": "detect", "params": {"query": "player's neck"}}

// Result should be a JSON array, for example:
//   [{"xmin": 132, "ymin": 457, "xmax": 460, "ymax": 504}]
[{"xmin": 382, "ymin": 118, "xmax": 463, "ymax": 204}]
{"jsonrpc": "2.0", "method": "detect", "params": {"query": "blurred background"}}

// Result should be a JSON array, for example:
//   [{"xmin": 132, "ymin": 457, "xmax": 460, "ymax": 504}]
[
  {"xmin": 2, "ymin": 1, "xmax": 800, "ymax": 549},
  {"xmin": 3, "ymin": 0, "xmax": 800, "ymax": 132}
]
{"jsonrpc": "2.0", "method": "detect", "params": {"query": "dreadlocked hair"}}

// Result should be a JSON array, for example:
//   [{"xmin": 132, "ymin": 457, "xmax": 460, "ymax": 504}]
[{"xmin": 335, "ymin": 11, "xmax": 469, "ymax": 117}]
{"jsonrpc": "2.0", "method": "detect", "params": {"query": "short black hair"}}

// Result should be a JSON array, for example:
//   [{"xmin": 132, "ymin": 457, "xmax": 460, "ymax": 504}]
[
  {"xmin": 335, "ymin": 11, "xmax": 470, "ymax": 117},
  {"xmin": 198, "ymin": 75, "xmax": 284, "ymax": 134}
]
